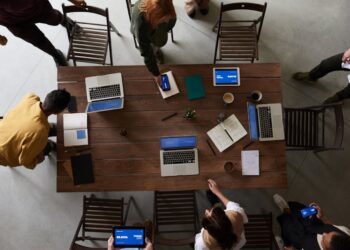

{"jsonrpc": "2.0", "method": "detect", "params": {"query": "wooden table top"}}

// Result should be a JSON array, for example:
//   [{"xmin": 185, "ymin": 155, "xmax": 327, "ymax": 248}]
[{"xmin": 57, "ymin": 63, "xmax": 287, "ymax": 192}]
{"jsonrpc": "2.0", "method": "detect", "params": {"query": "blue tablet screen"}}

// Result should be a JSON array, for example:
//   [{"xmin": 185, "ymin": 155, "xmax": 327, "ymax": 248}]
[
  {"xmin": 215, "ymin": 68, "xmax": 239, "ymax": 85},
  {"xmin": 114, "ymin": 228, "xmax": 144, "ymax": 247},
  {"xmin": 160, "ymin": 136, "xmax": 197, "ymax": 150}
]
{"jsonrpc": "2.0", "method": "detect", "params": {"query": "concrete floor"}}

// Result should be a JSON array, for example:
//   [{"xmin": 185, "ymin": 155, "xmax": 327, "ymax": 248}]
[{"xmin": 0, "ymin": 0, "xmax": 350, "ymax": 249}]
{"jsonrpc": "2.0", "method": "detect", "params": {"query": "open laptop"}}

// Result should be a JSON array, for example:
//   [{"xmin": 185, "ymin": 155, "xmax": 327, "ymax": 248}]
[
  {"xmin": 85, "ymin": 73, "xmax": 124, "ymax": 113},
  {"xmin": 247, "ymin": 102, "xmax": 285, "ymax": 141},
  {"xmin": 160, "ymin": 136, "xmax": 199, "ymax": 177}
]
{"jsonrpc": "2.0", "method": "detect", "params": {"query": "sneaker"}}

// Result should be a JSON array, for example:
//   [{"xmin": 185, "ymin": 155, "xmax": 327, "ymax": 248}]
[
  {"xmin": 292, "ymin": 72, "xmax": 316, "ymax": 83},
  {"xmin": 53, "ymin": 49, "xmax": 68, "ymax": 66},
  {"xmin": 323, "ymin": 93, "xmax": 342, "ymax": 104},
  {"xmin": 206, "ymin": 190, "xmax": 220, "ymax": 207},
  {"xmin": 273, "ymin": 194, "xmax": 289, "ymax": 213},
  {"xmin": 44, "ymin": 139, "xmax": 57, "ymax": 156}
]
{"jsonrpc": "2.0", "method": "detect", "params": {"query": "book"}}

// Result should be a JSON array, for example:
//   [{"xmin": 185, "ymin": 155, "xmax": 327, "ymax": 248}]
[
  {"xmin": 241, "ymin": 150, "xmax": 259, "ymax": 176},
  {"xmin": 70, "ymin": 153, "xmax": 94, "ymax": 185},
  {"xmin": 63, "ymin": 113, "xmax": 88, "ymax": 147},
  {"xmin": 184, "ymin": 74, "xmax": 205, "ymax": 100},
  {"xmin": 207, "ymin": 114, "xmax": 247, "ymax": 152},
  {"xmin": 158, "ymin": 71, "xmax": 180, "ymax": 99}
]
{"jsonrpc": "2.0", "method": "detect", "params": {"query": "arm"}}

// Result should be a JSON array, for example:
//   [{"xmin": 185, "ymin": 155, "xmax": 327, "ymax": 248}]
[
  {"xmin": 207, "ymin": 179, "xmax": 230, "ymax": 206},
  {"xmin": 309, "ymin": 202, "xmax": 332, "ymax": 224},
  {"xmin": 0, "ymin": 35, "xmax": 8, "ymax": 46}
]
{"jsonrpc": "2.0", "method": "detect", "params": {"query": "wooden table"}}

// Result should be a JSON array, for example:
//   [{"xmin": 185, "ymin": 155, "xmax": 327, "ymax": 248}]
[{"xmin": 57, "ymin": 63, "xmax": 287, "ymax": 192}]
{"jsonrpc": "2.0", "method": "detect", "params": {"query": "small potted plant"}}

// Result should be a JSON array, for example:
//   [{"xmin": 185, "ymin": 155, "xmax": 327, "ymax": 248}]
[{"xmin": 184, "ymin": 108, "xmax": 197, "ymax": 120}]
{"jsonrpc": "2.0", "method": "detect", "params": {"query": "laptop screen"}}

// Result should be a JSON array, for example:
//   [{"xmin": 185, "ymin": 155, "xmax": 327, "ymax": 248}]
[
  {"xmin": 247, "ymin": 103, "xmax": 259, "ymax": 140},
  {"xmin": 160, "ymin": 136, "xmax": 197, "ymax": 150},
  {"xmin": 87, "ymin": 99, "xmax": 123, "ymax": 113},
  {"xmin": 214, "ymin": 68, "xmax": 239, "ymax": 85}
]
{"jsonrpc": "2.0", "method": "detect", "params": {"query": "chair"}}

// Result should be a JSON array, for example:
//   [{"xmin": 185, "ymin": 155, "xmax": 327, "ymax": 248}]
[
  {"xmin": 70, "ymin": 195, "xmax": 127, "ymax": 250},
  {"xmin": 125, "ymin": 0, "xmax": 175, "ymax": 49},
  {"xmin": 284, "ymin": 102, "xmax": 344, "ymax": 152},
  {"xmin": 62, "ymin": 4, "xmax": 120, "ymax": 66},
  {"xmin": 243, "ymin": 213, "xmax": 278, "ymax": 250},
  {"xmin": 213, "ymin": 2, "xmax": 267, "ymax": 64},
  {"xmin": 153, "ymin": 190, "xmax": 199, "ymax": 246}
]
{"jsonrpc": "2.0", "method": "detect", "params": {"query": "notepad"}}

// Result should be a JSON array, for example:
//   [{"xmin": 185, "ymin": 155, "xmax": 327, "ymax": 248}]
[
  {"xmin": 63, "ymin": 113, "xmax": 88, "ymax": 147},
  {"xmin": 241, "ymin": 150, "xmax": 259, "ymax": 176},
  {"xmin": 185, "ymin": 74, "xmax": 205, "ymax": 100},
  {"xmin": 207, "ymin": 114, "xmax": 247, "ymax": 152},
  {"xmin": 158, "ymin": 71, "xmax": 180, "ymax": 99}
]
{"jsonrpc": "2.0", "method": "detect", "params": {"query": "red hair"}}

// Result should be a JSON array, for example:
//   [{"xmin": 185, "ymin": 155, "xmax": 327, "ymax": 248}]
[{"xmin": 141, "ymin": 0, "xmax": 176, "ymax": 29}]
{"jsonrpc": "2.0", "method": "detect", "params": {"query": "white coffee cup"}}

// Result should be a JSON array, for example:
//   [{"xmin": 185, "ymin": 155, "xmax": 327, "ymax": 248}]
[{"xmin": 223, "ymin": 92, "xmax": 234, "ymax": 106}]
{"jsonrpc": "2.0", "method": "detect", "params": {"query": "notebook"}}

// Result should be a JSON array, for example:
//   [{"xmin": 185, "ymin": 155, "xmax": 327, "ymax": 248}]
[
  {"xmin": 157, "ymin": 71, "xmax": 180, "ymax": 99},
  {"xmin": 63, "ymin": 113, "xmax": 88, "ymax": 147},
  {"xmin": 70, "ymin": 153, "xmax": 94, "ymax": 185},
  {"xmin": 207, "ymin": 114, "xmax": 247, "ymax": 152},
  {"xmin": 241, "ymin": 150, "xmax": 259, "ymax": 176},
  {"xmin": 184, "ymin": 74, "xmax": 205, "ymax": 100}
]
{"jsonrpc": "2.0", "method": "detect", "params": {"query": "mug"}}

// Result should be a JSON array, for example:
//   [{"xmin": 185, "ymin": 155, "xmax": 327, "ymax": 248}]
[
  {"xmin": 250, "ymin": 90, "xmax": 263, "ymax": 102},
  {"xmin": 223, "ymin": 92, "xmax": 234, "ymax": 106}
]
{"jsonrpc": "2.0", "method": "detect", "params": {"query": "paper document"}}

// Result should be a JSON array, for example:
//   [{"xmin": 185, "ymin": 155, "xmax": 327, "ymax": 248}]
[
  {"xmin": 241, "ymin": 150, "xmax": 259, "ymax": 175},
  {"xmin": 63, "ymin": 113, "xmax": 88, "ymax": 147},
  {"xmin": 158, "ymin": 71, "xmax": 180, "ymax": 99},
  {"xmin": 207, "ymin": 114, "xmax": 247, "ymax": 152}
]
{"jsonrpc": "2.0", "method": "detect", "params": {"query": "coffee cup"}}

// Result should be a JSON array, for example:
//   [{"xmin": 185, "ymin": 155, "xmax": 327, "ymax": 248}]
[
  {"xmin": 224, "ymin": 161, "xmax": 234, "ymax": 173},
  {"xmin": 249, "ymin": 90, "xmax": 262, "ymax": 102},
  {"xmin": 223, "ymin": 92, "xmax": 234, "ymax": 106}
]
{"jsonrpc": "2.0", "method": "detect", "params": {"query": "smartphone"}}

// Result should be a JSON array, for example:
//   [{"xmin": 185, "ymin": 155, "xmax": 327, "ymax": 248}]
[
  {"xmin": 300, "ymin": 207, "xmax": 317, "ymax": 218},
  {"xmin": 113, "ymin": 226, "xmax": 145, "ymax": 248},
  {"xmin": 160, "ymin": 74, "xmax": 171, "ymax": 91},
  {"xmin": 68, "ymin": 96, "xmax": 77, "ymax": 113}
]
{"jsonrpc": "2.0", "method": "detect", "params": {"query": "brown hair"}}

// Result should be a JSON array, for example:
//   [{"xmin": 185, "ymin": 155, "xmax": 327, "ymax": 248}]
[
  {"xmin": 139, "ymin": 0, "xmax": 176, "ymax": 29},
  {"xmin": 202, "ymin": 207, "xmax": 237, "ymax": 249}
]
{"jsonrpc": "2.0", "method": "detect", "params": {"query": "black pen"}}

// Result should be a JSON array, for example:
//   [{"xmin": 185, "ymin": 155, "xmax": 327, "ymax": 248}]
[
  {"xmin": 220, "ymin": 123, "xmax": 234, "ymax": 141},
  {"xmin": 206, "ymin": 139, "xmax": 216, "ymax": 156},
  {"xmin": 243, "ymin": 141, "xmax": 254, "ymax": 149},
  {"xmin": 161, "ymin": 112, "xmax": 177, "ymax": 121}
]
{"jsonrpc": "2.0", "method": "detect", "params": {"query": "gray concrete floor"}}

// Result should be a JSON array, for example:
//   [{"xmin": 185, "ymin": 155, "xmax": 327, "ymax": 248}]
[{"xmin": 1, "ymin": 0, "xmax": 350, "ymax": 249}]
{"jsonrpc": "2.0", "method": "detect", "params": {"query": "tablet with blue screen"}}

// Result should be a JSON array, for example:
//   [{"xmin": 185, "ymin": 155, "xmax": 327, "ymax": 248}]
[
  {"xmin": 213, "ymin": 67, "xmax": 240, "ymax": 86},
  {"xmin": 113, "ymin": 226, "xmax": 145, "ymax": 248}
]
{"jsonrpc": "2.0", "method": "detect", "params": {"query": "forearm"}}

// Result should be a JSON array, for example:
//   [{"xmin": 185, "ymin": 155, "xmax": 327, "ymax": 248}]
[{"xmin": 214, "ymin": 190, "xmax": 230, "ymax": 207}]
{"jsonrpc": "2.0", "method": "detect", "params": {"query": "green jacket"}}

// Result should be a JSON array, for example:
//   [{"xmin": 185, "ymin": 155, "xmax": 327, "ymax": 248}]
[{"xmin": 130, "ymin": 0, "xmax": 176, "ymax": 76}]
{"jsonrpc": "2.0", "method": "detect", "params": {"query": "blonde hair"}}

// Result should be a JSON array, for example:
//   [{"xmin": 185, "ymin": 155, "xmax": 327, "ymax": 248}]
[{"xmin": 139, "ymin": 0, "xmax": 176, "ymax": 29}]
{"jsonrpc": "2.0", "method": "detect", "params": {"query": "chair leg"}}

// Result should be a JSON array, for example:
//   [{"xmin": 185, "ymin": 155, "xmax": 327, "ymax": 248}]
[
  {"xmin": 133, "ymin": 35, "xmax": 139, "ymax": 49},
  {"xmin": 212, "ymin": 19, "xmax": 218, "ymax": 32},
  {"xmin": 170, "ymin": 29, "xmax": 174, "ymax": 42},
  {"xmin": 109, "ymin": 21, "xmax": 121, "ymax": 36}
]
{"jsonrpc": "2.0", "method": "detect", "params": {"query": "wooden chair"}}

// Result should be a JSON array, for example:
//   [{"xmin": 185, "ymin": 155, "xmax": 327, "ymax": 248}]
[
  {"xmin": 70, "ymin": 195, "xmax": 127, "ymax": 250},
  {"xmin": 243, "ymin": 213, "xmax": 278, "ymax": 250},
  {"xmin": 62, "ymin": 4, "xmax": 120, "ymax": 66},
  {"xmin": 284, "ymin": 102, "xmax": 344, "ymax": 152},
  {"xmin": 214, "ymin": 2, "xmax": 267, "ymax": 64},
  {"xmin": 153, "ymin": 190, "xmax": 199, "ymax": 246},
  {"xmin": 125, "ymin": 0, "xmax": 175, "ymax": 49}
]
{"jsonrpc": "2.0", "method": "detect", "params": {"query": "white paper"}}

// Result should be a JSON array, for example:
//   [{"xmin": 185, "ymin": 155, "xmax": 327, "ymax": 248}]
[
  {"xmin": 63, "ymin": 113, "xmax": 87, "ymax": 130},
  {"xmin": 158, "ymin": 71, "xmax": 180, "ymax": 99},
  {"xmin": 241, "ymin": 150, "xmax": 259, "ymax": 176},
  {"xmin": 63, "ymin": 113, "xmax": 88, "ymax": 147},
  {"xmin": 207, "ymin": 125, "xmax": 233, "ymax": 152}
]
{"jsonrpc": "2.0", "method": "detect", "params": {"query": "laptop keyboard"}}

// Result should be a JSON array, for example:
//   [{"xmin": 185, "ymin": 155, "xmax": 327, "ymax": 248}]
[
  {"xmin": 258, "ymin": 106, "xmax": 273, "ymax": 138},
  {"xmin": 163, "ymin": 151, "xmax": 195, "ymax": 165},
  {"xmin": 89, "ymin": 85, "xmax": 121, "ymax": 100}
]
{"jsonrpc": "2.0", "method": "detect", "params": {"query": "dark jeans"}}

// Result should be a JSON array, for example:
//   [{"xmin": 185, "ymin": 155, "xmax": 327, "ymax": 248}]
[
  {"xmin": 3, "ymin": 1, "xmax": 63, "ymax": 57},
  {"xmin": 309, "ymin": 53, "xmax": 350, "ymax": 99}
]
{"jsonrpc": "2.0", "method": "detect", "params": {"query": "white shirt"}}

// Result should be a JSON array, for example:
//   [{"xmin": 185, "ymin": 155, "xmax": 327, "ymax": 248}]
[
  {"xmin": 315, "ymin": 225, "xmax": 350, "ymax": 250},
  {"xmin": 195, "ymin": 201, "xmax": 248, "ymax": 250}
]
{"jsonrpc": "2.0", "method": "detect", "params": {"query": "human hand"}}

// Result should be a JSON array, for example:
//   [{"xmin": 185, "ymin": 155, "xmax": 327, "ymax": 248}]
[
  {"xmin": 144, "ymin": 237, "xmax": 153, "ymax": 250},
  {"xmin": 309, "ymin": 202, "xmax": 323, "ymax": 219},
  {"xmin": 69, "ymin": 0, "xmax": 87, "ymax": 8},
  {"xmin": 36, "ymin": 152, "xmax": 45, "ymax": 164},
  {"xmin": 107, "ymin": 235, "xmax": 119, "ymax": 250},
  {"xmin": 342, "ymin": 48, "xmax": 350, "ymax": 63},
  {"xmin": 0, "ymin": 35, "xmax": 8, "ymax": 46},
  {"xmin": 207, "ymin": 179, "xmax": 221, "ymax": 196},
  {"xmin": 153, "ymin": 75, "xmax": 161, "ymax": 87},
  {"xmin": 284, "ymin": 246, "xmax": 296, "ymax": 250}
]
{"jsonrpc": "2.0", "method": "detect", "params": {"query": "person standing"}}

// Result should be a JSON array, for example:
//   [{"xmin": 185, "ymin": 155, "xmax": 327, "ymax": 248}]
[
  {"xmin": 0, "ymin": 89, "xmax": 71, "ymax": 169},
  {"xmin": 0, "ymin": 0, "xmax": 86, "ymax": 66},
  {"xmin": 130, "ymin": 0, "xmax": 176, "ymax": 85},
  {"xmin": 184, "ymin": 0, "xmax": 210, "ymax": 18},
  {"xmin": 293, "ymin": 48, "xmax": 350, "ymax": 104}
]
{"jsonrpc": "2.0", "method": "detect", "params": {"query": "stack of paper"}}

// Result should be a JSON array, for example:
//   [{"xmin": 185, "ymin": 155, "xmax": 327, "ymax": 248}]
[
  {"xmin": 63, "ymin": 113, "xmax": 88, "ymax": 147},
  {"xmin": 207, "ymin": 114, "xmax": 247, "ymax": 152},
  {"xmin": 158, "ymin": 71, "xmax": 179, "ymax": 99},
  {"xmin": 241, "ymin": 150, "xmax": 259, "ymax": 176}
]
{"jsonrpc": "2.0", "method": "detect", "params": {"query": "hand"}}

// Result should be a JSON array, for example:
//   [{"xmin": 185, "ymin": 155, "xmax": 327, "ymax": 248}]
[
  {"xmin": 107, "ymin": 235, "xmax": 119, "ymax": 250},
  {"xmin": 144, "ymin": 237, "xmax": 153, "ymax": 250},
  {"xmin": 284, "ymin": 246, "xmax": 296, "ymax": 250},
  {"xmin": 207, "ymin": 179, "xmax": 221, "ymax": 196},
  {"xmin": 0, "ymin": 35, "xmax": 8, "ymax": 46},
  {"xmin": 309, "ymin": 202, "xmax": 323, "ymax": 219},
  {"xmin": 36, "ymin": 152, "xmax": 45, "ymax": 164},
  {"xmin": 342, "ymin": 48, "xmax": 350, "ymax": 63},
  {"xmin": 153, "ymin": 75, "xmax": 161, "ymax": 87},
  {"xmin": 69, "ymin": 0, "xmax": 87, "ymax": 7}
]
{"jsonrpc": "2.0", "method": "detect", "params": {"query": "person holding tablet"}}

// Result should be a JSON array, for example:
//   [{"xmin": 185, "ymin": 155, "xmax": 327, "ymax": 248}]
[{"xmin": 108, "ymin": 235, "xmax": 153, "ymax": 250}]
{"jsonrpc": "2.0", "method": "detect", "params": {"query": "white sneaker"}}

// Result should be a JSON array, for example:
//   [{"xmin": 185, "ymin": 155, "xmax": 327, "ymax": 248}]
[{"xmin": 273, "ymin": 194, "xmax": 290, "ymax": 212}]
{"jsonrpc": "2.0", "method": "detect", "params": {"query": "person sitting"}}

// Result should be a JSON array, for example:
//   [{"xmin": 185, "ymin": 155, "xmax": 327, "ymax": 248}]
[
  {"xmin": 195, "ymin": 179, "xmax": 248, "ymax": 250},
  {"xmin": 0, "ymin": 89, "xmax": 71, "ymax": 169},
  {"xmin": 273, "ymin": 194, "xmax": 350, "ymax": 250},
  {"xmin": 130, "ymin": 0, "xmax": 176, "ymax": 86},
  {"xmin": 292, "ymin": 48, "xmax": 350, "ymax": 104}
]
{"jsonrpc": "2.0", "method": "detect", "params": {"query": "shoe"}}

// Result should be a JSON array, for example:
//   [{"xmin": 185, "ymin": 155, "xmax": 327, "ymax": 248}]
[
  {"xmin": 44, "ymin": 139, "xmax": 57, "ymax": 156},
  {"xmin": 49, "ymin": 123, "xmax": 57, "ymax": 137},
  {"xmin": 206, "ymin": 190, "xmax": 220, "ymax": 207},
  {"xmin": 292, "ymin": 72, "xmax": 316, "ymax": 83},
  {"xmin": 53, "ymin": 49, "xmax": 68, "ymax": 66},
  {"xmin": 323, "ymin": 93, "xmax": 342, "ymax": 104},
  {"xmin": 155, "ymin": 49, "xmax": 164, "ymax": 64},
  {"xmin": 199, "ymin": 8, "xmax": 209, "ymax": 15},
  {"xmin": 273, "ymin": 194, "xmax": 289, "ymax": 213}
]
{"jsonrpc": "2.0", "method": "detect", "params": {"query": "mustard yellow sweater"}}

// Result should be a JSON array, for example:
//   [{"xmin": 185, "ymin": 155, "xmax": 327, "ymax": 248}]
[{"xmin": 0, "ymin": 93, "xmax": 50, "ymax": 169}]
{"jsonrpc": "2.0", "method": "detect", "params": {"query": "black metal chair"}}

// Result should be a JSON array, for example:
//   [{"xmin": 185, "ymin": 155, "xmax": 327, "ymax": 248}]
[
  {"xmin": 284, "ymin": 102, "xmax": 344, "ymax": 152},
  {"xmin": 214, "ymin": 2, "xmax": 267, "ymax": 64}
]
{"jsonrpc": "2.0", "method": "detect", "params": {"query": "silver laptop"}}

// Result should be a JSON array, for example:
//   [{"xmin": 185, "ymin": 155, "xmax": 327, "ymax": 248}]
[
  {"xmin": 248, "ymin": 103, "xmax": 284, "ymax": 141},
  {"xmin": 160, "ymin": 136, "xmax": 199, "ymax": 177},
  {"xmin": 85, "ymin": 73, "xmax": 124, "ymax": 113}
]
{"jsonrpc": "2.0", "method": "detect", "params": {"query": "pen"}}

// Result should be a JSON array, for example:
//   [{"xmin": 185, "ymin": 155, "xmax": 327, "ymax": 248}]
[
  {"xmin": 161, "ymin": 112, "xmax": 178, "ymax": 121},
  {"xmin": 243, "ymin": 141, "xmax": 254, "ymax": 149},
  {"xmin": 220, "ymin": 123, "xmax": 234, "ymax": 141},
  {"xmin": 206, "ymin": 139, "xmax": 216, "ymax": 156}
]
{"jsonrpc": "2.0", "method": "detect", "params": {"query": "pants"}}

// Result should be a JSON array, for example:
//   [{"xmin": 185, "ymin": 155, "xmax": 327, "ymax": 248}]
[
  {"xmin": 309, "ymin": 53, "xmax": 350, "ymax": 100},
  {"xmin": 2, "ymin": 1, "xmax": 63, "ymax": 57}
]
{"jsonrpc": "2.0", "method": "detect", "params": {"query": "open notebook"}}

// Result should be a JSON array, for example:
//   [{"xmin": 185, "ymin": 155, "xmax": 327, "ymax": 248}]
[
  {"xmin": 63, "ymin": 113, "xmax": 88, "ymax": 147},
  {"xmin": 207, "ymin": 114, "xmax": 247, "ymax": 152}
]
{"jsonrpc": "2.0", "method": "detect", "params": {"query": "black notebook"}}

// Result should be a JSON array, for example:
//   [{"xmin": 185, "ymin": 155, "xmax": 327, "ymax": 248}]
[{"xmin": 70, "ymin": 153, "xmax": 94, "ymax": 185}]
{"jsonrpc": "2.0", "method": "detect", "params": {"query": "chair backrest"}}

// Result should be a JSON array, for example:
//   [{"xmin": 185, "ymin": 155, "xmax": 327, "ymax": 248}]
[
  {"xmin": 284, "ymin": 102, "xmax": 344, "ymax": 151},
  {"xmin": 154, "ymin": 190, "xmax": 199, "ymax": 246},
  {"xmin": 243, "ymin": 213, "xmax": 276, "ymax": 250},
  {"xmin": 62, "ymin": 5, "xmax": 108, "ymax": 17}
]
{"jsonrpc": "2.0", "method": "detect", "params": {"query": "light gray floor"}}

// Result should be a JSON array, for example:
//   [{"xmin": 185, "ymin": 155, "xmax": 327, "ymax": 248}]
[{"xmin": 1, "ymin": 0, "xmax": 350, "ymax": 249}]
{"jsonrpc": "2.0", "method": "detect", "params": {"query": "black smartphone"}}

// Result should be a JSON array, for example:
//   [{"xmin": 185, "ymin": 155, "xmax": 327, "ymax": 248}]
[
  {"xmin": 68, "ymin": 96, "xmax": 77, "ymax": 113},
  {"xmin": 112, "ymin": 226, "xmax": 145, "ymax": 248}
]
